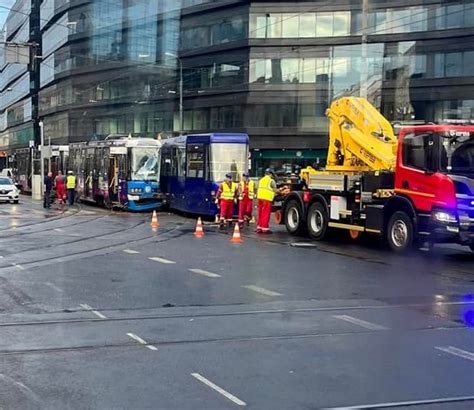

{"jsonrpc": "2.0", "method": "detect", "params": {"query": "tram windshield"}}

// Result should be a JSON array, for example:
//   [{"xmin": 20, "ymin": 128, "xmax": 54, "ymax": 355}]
[
  {"xmin": 131, "ymin": 147, "xmax": 160, "ymax": 181},
  {"xmin": 210, "ymin": 143, "xmax": 247, "ymax": 182}
]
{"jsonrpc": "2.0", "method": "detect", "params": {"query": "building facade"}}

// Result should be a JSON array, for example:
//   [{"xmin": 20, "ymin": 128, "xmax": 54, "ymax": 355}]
[{"xmin": 1, "ymin": 0, "xmax": 474, "ymax": 176}]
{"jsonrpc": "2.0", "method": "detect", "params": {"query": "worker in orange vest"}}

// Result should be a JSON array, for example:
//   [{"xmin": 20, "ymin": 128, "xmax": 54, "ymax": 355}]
[
  {"xmin": 238, "ymin": 172, "xmax": 255, "ymax": 228},
  {"xmin": 216, "ymin": 173, "xmax": 237, "ymax": 228}
]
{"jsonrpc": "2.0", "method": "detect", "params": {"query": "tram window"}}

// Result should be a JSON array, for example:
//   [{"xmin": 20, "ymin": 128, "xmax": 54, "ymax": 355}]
[
  {"xmin": 187, "ymin": 144, "xmax": 205, "ymax": 178},
  {"xmin": 175, "ymin": 147, "xmax": 186, "ymax": 177}
]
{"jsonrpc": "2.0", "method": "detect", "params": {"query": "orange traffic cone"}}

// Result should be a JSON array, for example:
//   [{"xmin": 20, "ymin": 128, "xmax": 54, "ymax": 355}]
[
  {"xmin": 194, "ymin": 217, "xmax": 205, "ymax": 237},
  {"xmin": 151, "ymin": 210, "xmax": 159, "ymax": 228},
  {"xmin": 230, "ymin": 223, "xmax": 243, "ymax": 244}
]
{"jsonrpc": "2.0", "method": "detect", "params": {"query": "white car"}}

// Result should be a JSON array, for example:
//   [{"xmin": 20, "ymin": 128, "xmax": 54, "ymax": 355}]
[{"xmin": 0, "ymin": 177, "xmax": 20, "ymax": 204}]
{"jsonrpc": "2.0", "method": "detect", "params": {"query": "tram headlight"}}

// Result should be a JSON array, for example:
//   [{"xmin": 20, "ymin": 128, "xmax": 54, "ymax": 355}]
[{"xmin": 127, "ymin": 194, "xmax": 139, "ymax": 201}]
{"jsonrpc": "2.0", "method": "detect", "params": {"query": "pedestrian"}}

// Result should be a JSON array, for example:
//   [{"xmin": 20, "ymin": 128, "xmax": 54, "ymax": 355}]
[
  {"xmin": 43, "ymin": 172, "xmax": 54, "ymax": 209},
  {"xmin": 238, "ymin": 172, "xmax": 255, "ymax": 228},
  {"xmin": 256, "ymin": 168, "xmax": 278, "ymax": 234},
  {"xmin": 66, "ymin": 170, "xmax": 76, "ymax": 206},
  {"xmin": 216, "ymin": 173, "xmax": 237, "ymax": 228},
  {"xmin": 55, "ymin": 171, "xmax": 66, "ymax": 207}
]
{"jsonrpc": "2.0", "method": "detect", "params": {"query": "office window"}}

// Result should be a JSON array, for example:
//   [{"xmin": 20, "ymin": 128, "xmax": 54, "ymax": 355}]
[
  {"xmin": 281, "ymin": 59, "xmax": 300, "ymax": 83},
  {"xmin": 464, "ymin": 51, "xmax": 474, "ymax": 76},
  {"xmin": 299, "ymin": 13, "xmax": 316, "ymax": 37},
  {"xmin": 282, "ymin": 14, "xmax": 299, "ymax": 37},
  {"xmin": 301, "ymin": 58, "xmax": 317, "ymax": 83},
  {"xmin": 268, "ymin": 14, "xmax": 282, "ymax": 38},
  {"xmin": 333, "ymin": 12, "xmax": 350, "ymax": 36},
  {"xmin": 446, "ymin": 52, "xmax": 463, "ymax": 77},
  {"xmin": 316, "ymin": 13, "xmax": 333, "ymax": 37},
  {"xmin": 434, "ymin": 53, "xmax": 445, "ymax": 77},
  {"xmin": 253, "ymin": 15, "xmax": 267, "ymax": 38},
  {"xmin": 446, "ymin": 4, "xmax": 463, "ymax": 29}
]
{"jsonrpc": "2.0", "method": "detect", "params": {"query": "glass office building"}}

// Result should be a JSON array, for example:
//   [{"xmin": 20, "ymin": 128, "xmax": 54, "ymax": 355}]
[{"xmin": 1, "ymin": 0, "xmax": 474, "ymax": 175}]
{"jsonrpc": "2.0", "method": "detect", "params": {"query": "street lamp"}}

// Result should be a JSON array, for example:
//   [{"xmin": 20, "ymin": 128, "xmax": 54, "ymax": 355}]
[
  {"xmin": 39, "ymin": 121, "xmax": 44, "ymax": 199},
  {"xmin": 165, "ymin": 52, "xmax": 183, "ymax": 134}
]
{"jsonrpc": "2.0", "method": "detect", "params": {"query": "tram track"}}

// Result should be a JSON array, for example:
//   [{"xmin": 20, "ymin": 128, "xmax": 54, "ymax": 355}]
[
  {"xmin": 0, "ymin": 322, "xmax": 467, "ymax": 358},
  {"xmin": 0, "ymin": 221, "xmax": 187, "ymax": 271},
  {"xmin": 0, "ymin": 298, "xmax": 470, "ymax": 329}
]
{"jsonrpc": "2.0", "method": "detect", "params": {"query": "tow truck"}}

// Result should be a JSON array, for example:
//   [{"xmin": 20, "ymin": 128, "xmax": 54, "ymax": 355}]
[{"xmin": 280, "ymin": 97, "xmax": 474, "ymax": 252}]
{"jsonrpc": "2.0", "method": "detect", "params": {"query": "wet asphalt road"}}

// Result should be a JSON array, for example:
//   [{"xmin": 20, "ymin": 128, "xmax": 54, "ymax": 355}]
[{"xmin": 0, "ymin": 197, "xmax": 473, "ymax": 409}]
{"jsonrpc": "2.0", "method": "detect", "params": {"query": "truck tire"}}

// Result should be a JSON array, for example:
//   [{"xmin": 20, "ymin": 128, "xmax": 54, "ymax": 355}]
[
  {"xmin": 387, "ymin": 211, "xmax": 414, "ymax": 253},
  {"xmin": 307, "ymin": 202, "xmax": 328, "ymax": 240},
  {"xmin": 284, "ymin": 200, "xmax": 304, "ymax": 235}
]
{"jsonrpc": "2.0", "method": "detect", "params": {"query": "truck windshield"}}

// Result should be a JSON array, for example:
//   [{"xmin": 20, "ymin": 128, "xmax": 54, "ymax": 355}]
[
  {"xmin": 210, "ymin": 143, "xmax": 247, "ymax": 182},
  {"xmin": 131, "ymin": 147, "xmax": 160, "ymax": 181},
  {"xmin": 440, "ymin": 133, "xmax": 474, "ymax": 177}
]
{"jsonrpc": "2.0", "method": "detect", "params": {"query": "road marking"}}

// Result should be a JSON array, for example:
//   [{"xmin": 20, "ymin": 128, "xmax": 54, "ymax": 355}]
[
  {"xmin": 149, "ymin": 257, "xmax": 176, "ymax": 264},
  {"xmin": 11, "ymin": 263, "xmax": 25, "ymax": 271},
  {"xmin": 435, "ymin": 346, "xmax": 474, "ymax": 362},
  {"xmin": 53, "ymin": 228, "xmax": 64, "ymax": 232},
  {"xmin": 45, "ymin": 282, "xmax": 63, "ymax": 293},
  {"xmin": 189, "ymin": 268, "xmax": 221, "ymax": 278},
  {"xmin": 123, "ymin": 249, "xmax": 140, "ymax": 254},
  {"xmin": 191, "ymin": 373, "xmax": 246, "ymax": 406},
  {"xmin": 329, "ymin": 395, "xmax": 474, "ymax": 409},
  {"xmin": 334, "ymin": 315, "xmax": 388, "ymax": 330},
  {"xmin": 126, "ymin": 332, "xmax": 158, "ymax": 351},
  {"xmin": 243, "ymin": 285, "xmax": 282, "ymax": 297},
  {"xmin": 80, "ymin": 303, "xmax": 107, "ymax": 319}
]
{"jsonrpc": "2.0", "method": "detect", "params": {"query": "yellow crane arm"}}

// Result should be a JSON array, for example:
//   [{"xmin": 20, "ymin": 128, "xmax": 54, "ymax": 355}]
[{"xmin": 325, "ymin": 97, "xmax": 398, "ymax": 172}]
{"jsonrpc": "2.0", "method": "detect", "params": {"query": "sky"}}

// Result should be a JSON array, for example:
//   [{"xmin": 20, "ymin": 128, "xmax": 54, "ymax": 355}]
[{"xmin": 0, "ymin": 0, "xmax": 17, "ymax": 30}]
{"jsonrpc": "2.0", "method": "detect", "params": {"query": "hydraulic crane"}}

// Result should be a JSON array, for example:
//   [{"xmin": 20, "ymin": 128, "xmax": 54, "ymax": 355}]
[{"xmin": 280, "ymin": 97, "xmax": 474, "ymax": 252}]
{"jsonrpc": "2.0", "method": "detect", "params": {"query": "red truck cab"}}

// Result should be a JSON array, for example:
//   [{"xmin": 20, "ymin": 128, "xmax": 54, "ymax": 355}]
[{"xmin": 395, "ymin": 125, "xmax": 474, "ymax": 250}]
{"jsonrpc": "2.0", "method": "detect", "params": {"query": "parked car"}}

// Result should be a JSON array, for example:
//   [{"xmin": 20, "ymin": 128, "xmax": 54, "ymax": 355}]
[{"xmin": 0, "ymin": 177, "xmax": 20, "ymax": 204}]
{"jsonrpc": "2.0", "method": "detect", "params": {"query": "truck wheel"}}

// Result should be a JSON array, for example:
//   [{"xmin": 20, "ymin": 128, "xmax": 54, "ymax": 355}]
[
  {"xmin": 387, "ymin": 211, "xmax": 414, "ymax": 253},
  {"xmin": 284, "ymin": 200, "xmax": 304, "ymax": 235},
  {"xmin": 307, "ymin": 202, "xmax": 328, "ymax": 240}
]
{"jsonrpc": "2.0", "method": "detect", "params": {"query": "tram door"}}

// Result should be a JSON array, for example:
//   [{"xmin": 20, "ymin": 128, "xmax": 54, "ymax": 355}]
[{"xmin": 108, "ymin": 156, "xmax": 119, "ymax": 203}]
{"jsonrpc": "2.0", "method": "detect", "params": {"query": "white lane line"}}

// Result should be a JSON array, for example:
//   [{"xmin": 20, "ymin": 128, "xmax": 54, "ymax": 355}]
[
  {"xmin": 0, "ymin": 256, "xmax": 3, "ymax": 258},
  {"xmin": 45, "ymin": 282, "xmax": 63, "ymax": 293},
  {"xmin": 329, "ymin": 395, "xmax": 474, "ymax": 409},
  {"xmin": 149, "ymin": 257, "xmax": 176, "ymax": 264},
  {"xmin": 79, "ymin": 303, "xmax": 107, "ymax": 319},
  {"xmin": 53, "ymin": 228, "xmax": 64, "ymax": 232},
  {"xmin": 435, "ymin": 346, "xmax": 474, "ymax": 362},
  {"xmin": 191, "ymin": 373, "xmax": 246, "ymax": 407},
  {"xmin": 189, "ymin": 268, "xmax": 221, "ymax": 278},
  {"xmin": 11, "ymin": 263, "xmax": 25, "ymax": 271},
  {"xmin": 333, "ymin": 315, "xmax": 388, "ymax": 331},
  {"xmin": 123, "ymin": 249, "xmax": 140, "ymax": 254},
  {"xmin": 242, "ymin": 285, "xmax": 282, "ymax": 297},
  {"xmin": 127, "ymin": 332, "xmax": 148, "ymax": 345},
  {"xmin": 126, "ymin": 332, "xmax": 159, "ymax": 351}
]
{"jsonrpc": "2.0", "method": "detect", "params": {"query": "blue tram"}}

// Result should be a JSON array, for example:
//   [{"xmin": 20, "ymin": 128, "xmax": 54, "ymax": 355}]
[
  {"xmin": 69, "ymin": 135, "xmax": 164, "ymax": 211},
  {"xmin": 160, "ymin": 133, "xmax": 249, "ymax": 216}
]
